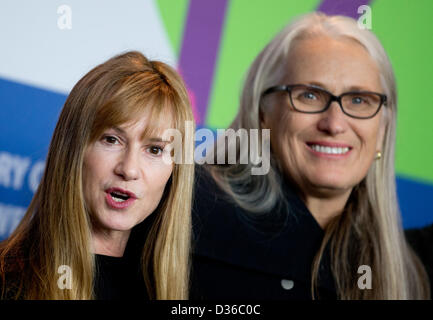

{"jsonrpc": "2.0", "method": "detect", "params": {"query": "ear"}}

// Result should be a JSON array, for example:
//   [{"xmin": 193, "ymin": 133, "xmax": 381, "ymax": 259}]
[
  {"xmin": 259, "ymin": 107, "xmax": 266, "ymax": 129},
  {"xmin": 259, "ymin": 95, "xmax": 272, "ymax": 129},
  {"xmin": 375, "ymin": 108, "xmax": 388, "ymax": 151}
]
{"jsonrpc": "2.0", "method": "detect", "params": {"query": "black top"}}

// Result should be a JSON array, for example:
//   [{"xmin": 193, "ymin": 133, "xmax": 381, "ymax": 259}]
[
  {"xmin": 94, "ymin": 254, "xmax": 147, "ymax": 300},
  {"xmin": 405, "ymin": 223, "xmax": 433, "ymax": 295},
  {"xmin": 190, "ymin": 166, "xmax": 336, "ymax": 300},
  {"xmin": 0, "ymin": 213, "xmax": 154, "ymax": 300},
  {"xmin": 0, "ymin": 253, "xmax": 148, "ymax": 300},
  {"xmin": 93, "ymin": 215, "xmax": 154, "ymax": 300}
]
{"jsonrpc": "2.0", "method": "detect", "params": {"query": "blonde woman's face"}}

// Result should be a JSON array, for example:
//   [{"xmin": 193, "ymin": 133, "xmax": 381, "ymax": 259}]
[
  {"xmin": 82, "ymin": 115, "xmax": 173, "ymax": 235},
  {"xmin": 262, "ymin": 37, "xmax": 387, "ymax": 198}
]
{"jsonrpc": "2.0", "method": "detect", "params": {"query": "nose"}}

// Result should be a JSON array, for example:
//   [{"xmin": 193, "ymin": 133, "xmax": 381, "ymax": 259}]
[
  {"xmin": 114, "ymin": 147, "xmax": 140, "ymax": 181},
  {"xmin": 317, "ymin": 101, "xmax": 348, "ymax": 135}
]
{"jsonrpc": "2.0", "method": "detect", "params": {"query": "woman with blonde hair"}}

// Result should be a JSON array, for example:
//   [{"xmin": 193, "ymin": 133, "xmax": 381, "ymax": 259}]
[
  {"xmin": 0, "ymin": 51, "xmax": 194, "ymax": 300},
  {"xmin": 191, "ymin": 13, "xmax": 430, "ymax": 299}
]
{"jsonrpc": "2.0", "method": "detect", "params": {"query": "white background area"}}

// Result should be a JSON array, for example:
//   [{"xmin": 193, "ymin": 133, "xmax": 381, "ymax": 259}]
[{"xmin": 0, "ymin": 0, "xmax": 176, "ymax": 94}]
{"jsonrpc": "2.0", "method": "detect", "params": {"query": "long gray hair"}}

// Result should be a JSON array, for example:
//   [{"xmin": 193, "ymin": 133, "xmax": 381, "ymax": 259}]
[{"xmin": 207, "ymin": 12, "xmax": 429, "ymax": 299}]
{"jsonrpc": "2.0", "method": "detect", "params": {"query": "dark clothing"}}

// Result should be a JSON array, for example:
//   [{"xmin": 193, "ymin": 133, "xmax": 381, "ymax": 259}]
[
  {"xmin": 0, "ymin": 253, "xmax": 148, "ymax": 300},
  {"xmin": 190, "ymin": 166, "xmax": 337, "ymax": 300},
  {"xmin": 94, "ymin": 254, "xmax": 147, "ymax": 300},
  {"xmin": 0, "ymin": 216, "xmax": 152, "ymax": 300},
  {"xmin": 405, "ymin": 223, "xmax": 433, "ymax": 295},
  {"xmin": 93, "ymin": 214, "xmax": 155, "ymax": 300}
]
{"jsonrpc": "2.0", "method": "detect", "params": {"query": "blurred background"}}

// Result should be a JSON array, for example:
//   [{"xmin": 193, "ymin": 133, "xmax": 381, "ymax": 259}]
[{"xmin": 1, "ymin": 0, "xmax": 432, "ymax": 240}]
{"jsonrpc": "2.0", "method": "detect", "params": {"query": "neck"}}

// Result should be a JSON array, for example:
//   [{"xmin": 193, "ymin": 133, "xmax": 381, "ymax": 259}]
[
  {"xmin": 92, "ymin": 229, "xmax": 131, "ymax": 257},
  {"xmin": 303, "ymin": 188, "xmax": 352, "ymax": 229}
]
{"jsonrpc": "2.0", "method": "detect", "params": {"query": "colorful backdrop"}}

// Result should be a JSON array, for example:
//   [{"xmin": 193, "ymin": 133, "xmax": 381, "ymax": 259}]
[{"xmin": 1, "ymin": 0, "xmax": 432, "ymax": 240}]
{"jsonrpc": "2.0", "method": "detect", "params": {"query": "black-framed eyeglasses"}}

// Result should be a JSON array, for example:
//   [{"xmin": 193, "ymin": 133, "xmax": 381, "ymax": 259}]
[{"xmin": 262, "ymin": 84, "xmax": 387, "ymax": 119}]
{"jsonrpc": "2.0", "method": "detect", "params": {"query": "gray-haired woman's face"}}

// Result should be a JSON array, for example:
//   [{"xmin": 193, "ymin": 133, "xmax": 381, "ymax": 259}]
[{"xmin": 262, "ymin": 36, "xmax": 387, "ymax": 198}]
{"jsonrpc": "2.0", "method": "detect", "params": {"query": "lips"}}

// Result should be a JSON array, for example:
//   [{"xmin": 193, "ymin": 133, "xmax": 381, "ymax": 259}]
[
  {"xmin": 306, "ymin": 141, "xmax": 353, "ymax": 157},
  {"xmin": 105, "ymin": 187, "xmax": 137, "ymax": 209},
  {"xmin": 306, "ymin": 141, "xmax": 352, "ymax": 149}
]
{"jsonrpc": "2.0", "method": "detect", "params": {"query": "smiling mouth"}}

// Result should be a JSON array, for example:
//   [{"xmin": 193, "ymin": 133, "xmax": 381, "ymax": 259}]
[{"xmin": 306, "ymin": 143, "xmax": 352, "ymax": 155}]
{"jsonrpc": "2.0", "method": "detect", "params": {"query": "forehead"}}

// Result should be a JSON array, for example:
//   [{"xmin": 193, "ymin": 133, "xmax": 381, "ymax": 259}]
[
  {"xmin": 117, "ymin": 107, "xmax": 175, "ymax": 139},
  {"xmin": 284, "ymin": 37, "xmax": 382, "ymax": 92}
]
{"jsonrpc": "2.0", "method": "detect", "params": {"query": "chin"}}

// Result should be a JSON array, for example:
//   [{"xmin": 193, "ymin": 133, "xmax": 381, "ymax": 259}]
[
  {"xmin": 101, "ymin": 216, "xmax": 138, "ymax": 232},
  {"xmin": 309, "ymin": 176, "xmax": 354, "ymax": 193}
]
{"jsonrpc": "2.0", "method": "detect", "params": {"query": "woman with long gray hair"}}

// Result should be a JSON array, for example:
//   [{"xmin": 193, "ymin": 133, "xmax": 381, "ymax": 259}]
[{"xmin": 191, "ymin": 13, "xmax": 429, "ymax": 299}]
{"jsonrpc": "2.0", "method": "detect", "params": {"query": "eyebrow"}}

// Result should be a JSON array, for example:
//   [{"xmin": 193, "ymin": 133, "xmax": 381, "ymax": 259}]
[
  {"xmin": 306, "ymin": 81, "xmax": 375, "ymax": 93},
  {"xmin": 112, "ymin": 126, "xmax": 126, "ymax": 135},
  {"xmin": 111, "ymin": 126, "xmax": 171, "ymax": 143},
  {"xmin": 147, "ymin": 137, "xmax": 171, "ymax": 143}
]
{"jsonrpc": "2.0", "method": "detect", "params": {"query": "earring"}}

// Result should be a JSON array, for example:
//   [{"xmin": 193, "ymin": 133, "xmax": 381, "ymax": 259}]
[{"xmin": 375, "ymin": 151, "xmax": 382, "ymax": 160}]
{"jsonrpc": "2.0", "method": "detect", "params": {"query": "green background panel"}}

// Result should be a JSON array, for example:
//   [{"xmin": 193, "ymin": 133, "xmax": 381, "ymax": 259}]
[
  {"xmin": 206, "ymin": 0, "xmax": 321, "ymax": 128},
  {"xmin": 371, "ymin": 0, "xmax": 433, "ymax": 182},
  {"xmin": 156, "ymin": 0, "xmax": 189, "ymax": 56}
]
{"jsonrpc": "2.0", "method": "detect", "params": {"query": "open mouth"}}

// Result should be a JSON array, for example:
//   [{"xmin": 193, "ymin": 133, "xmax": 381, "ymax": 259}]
[
  {"xmin": 109, "ymin": 191, "xmax": 130, "ymax": 203},
  {"xmin": 306, "ymin": 143, "xmax": 352, "ymax": 155},
  {"xmin": 105, "ymin": 187, "xmax": 137, "ymax": 209}
]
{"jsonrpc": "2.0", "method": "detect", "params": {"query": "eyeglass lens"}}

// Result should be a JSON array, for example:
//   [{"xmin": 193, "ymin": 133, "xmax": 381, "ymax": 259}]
[{"xmin": 290, "ymin": 86, "xmax": 381, "ymax": 118}]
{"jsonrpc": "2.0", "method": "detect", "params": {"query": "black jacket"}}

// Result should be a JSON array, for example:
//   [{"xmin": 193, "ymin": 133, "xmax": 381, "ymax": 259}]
[
  {"xmin": 405, "ymin": 223, "xmax": 433, "ymax": 295},
  {"xmin": 190, "ymin": 166, "xmax": 336, "ymax": 300}
]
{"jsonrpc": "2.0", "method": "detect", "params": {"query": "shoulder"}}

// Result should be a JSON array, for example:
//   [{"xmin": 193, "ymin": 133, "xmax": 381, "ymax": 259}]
[
  {"xmin": 193, "ymin": 165, "xmax": 239, "ymax": 218},
  {"xmin": 193, "ymin": 165, "xmax": 237, "ymax": 215},
  {"xmin": 405, "ymin": 223, "xmax": 433, "ymax": 241},
  {"xmin": 405, "ymin": 223, "xmax": 433, "ymax": 257},
  {"xmin": 192, "ymin": 164, "xmax": 324, "ymax": 258},
  {"xmin": 190, "ymin": 165, "xmax": 334, "ymax": 300},
  {"xmin": 192, "ymin": 165, "xmax": 321, "ymax": 244},
  {"xmin": 405, "ymin": 223, "xmax": 433, "ymax": 276},
  {"xmin": 192, "ymin": 165, "xmax": 245, "ymax": 256}
]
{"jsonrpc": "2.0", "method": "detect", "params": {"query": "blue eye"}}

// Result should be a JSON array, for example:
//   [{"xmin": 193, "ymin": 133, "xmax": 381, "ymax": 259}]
[
  {"xmin": 352, "ymin": 96, "xmax": 365, "ymax": 104},
  {"xmin": 303, "ymin": 92, "xmax": 317, "ymax": 100}
]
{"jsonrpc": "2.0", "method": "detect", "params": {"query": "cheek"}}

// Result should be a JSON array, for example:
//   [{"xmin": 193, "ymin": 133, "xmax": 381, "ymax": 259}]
[
  {"xmin": 269, "ymin": 110, "xmax": 292, "ymax": 153},
  {"xmin": 358, "ymin": 120, "xmax": 382, "ymax": 152},
  {"xmin": 82, "ymin": 156, "xmax": 100, "ymax": 213},
  {"xmin": 141, "ymin": 164, "xmax": 173, "ymax": 212},
  {"xmin": 82, "ymin": 156, "xmax": 95, "ymax": 195},
  {"xmin": 273, "ymin": 112, "xmax": 314, "ymax": 157},
  {"xmin": 146, "ymin": 162, "xmax": 173, "ymax": 192},
  {"xmin": 82, "ymin": 148, "xmax": 112, "ymax": 194},
  {"xmin": 161, "ymin": 164, "xmax": 174, "ymax": 185}
]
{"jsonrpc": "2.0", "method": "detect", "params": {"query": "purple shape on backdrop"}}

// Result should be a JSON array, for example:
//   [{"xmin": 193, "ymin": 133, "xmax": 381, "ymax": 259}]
[
  {"xmin": 178, "ymin": 0, "xmax": 229, "ymax": 126},
  {"xmin": 317, "ymin": 0, "xmax": 372, "ymax": 19}
]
